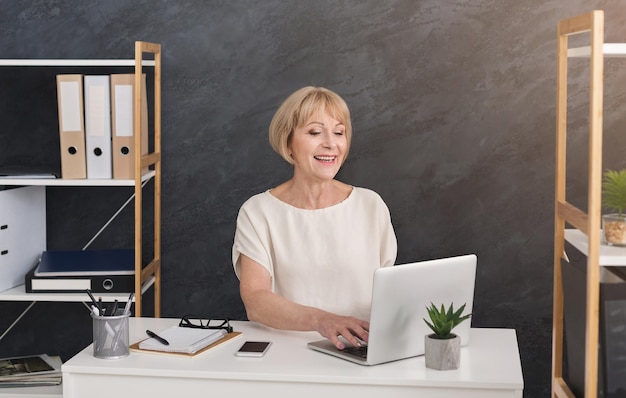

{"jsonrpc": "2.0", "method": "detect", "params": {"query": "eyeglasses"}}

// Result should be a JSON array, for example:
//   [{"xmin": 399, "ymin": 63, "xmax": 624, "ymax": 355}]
[{"xmin": 178, "ymin": 316, "xmax": 233, "ymax": 333}]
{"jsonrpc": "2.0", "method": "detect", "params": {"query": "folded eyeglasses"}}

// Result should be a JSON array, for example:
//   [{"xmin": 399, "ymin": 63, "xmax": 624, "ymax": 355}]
[{"xmin": 178, "ymin": 316, "xmax": 233, "ymax": 333}]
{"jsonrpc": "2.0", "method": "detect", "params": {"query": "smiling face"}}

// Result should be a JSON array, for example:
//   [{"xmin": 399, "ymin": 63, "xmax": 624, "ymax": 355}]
[
  {"xmin": 269, "ymin": 87, "xmax": 352, "ymax": 166},
  {"xmin": 288, "ymin": 111, "xmax": 347, "ymax": 183}
]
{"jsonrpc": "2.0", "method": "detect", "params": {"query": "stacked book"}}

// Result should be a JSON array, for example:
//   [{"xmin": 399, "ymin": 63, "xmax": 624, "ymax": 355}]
[
  {"xmin": 0, "ymin": 354, "xmax": 62, "ymax": 388},
  {"xmin": 25, "ymin": 249, "xmax": 135, "ymax": 293}
]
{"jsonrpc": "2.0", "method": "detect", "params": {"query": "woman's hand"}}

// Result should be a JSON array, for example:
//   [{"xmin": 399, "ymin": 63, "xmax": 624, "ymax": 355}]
[{"xmin": 315, "ymin": 313, "xmax": 369, "ymax": 350}]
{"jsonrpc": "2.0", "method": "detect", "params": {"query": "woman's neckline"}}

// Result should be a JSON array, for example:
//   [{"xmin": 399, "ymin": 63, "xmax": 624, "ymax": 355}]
[{"xmin": 267, "ymin": 185, "xmax": 355, "ymax": 210}]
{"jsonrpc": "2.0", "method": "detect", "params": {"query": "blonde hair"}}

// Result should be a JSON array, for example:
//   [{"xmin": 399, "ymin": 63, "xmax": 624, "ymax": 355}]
[{"xmin": 269, "ymin": 86, "xmax": 352, "ymax": 164}]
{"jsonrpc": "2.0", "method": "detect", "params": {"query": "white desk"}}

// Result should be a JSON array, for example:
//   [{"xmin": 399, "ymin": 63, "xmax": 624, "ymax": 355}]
[{"xmin": 62, "ymin": 318, "xmax": 523, "ymax": 398}]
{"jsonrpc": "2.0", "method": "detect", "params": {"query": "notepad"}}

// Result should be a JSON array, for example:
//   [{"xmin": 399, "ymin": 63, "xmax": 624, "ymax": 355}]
[
  {"xmin": 131, "ymin": 331, "xmax": 242, "ymax": 358},
  {"xmin": 138, "ymin": 327, "xmax": 228, "ymax": 354}
]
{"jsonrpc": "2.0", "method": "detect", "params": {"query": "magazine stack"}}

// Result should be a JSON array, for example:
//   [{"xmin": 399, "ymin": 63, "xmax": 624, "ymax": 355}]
[{"xmin": 0, "ymin": 354, "xmax": 62, "ymax": 388}]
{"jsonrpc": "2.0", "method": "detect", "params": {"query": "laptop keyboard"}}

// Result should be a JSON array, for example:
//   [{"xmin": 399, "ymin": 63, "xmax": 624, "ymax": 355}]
[{"xmin": 342, "ymin": 345, "xmax": 368, "ymax": 359}]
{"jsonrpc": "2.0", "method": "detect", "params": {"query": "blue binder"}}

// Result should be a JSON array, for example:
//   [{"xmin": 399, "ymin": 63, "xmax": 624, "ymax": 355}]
[{"xmin": 34, "ymin": 249, "xmax": 135, "ymax": 277}]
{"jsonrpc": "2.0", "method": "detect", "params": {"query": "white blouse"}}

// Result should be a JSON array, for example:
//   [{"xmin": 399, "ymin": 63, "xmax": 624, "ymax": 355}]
[{"xmin": 232, "ymin": 187, "xmax": 397, "ymax": 320}]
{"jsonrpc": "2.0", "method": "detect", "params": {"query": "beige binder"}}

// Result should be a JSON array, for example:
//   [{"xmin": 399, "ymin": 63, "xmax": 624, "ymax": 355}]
[
  {"xmin": 110, "ymin": 74, "xmax": 148, "ymax": 180},
  {"xmin": 56, "ymin": 74, "xmax": 86, "ymax": 179}
]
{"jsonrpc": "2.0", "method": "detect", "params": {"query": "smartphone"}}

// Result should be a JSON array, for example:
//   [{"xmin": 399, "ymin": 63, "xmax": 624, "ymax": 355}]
[{"xmin": 235, "ymin": 341, "xmax": 272, "ymax": 357}]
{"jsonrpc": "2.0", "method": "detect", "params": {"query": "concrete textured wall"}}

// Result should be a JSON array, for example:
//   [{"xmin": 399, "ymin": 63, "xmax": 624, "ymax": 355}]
[{"xmin": 2, "ymin": 1, "xmax": 626, "ymax": 396}]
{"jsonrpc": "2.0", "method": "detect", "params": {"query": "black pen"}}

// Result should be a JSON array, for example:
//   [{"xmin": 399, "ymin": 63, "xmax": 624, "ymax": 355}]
[
  {"xmin": 85, "ymin": 289, "xmax": 102, "ymax": 314},
  {"xmin": 146, "ymin": 329, "xmax": 169, "ymax": 345},
  {"xmin": 110, "ymin": 300, "xmax": 118, "ymax": 316}
]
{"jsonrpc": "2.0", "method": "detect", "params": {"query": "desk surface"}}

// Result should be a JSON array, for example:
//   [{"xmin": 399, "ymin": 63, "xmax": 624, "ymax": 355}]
[{"xmin": 62, "ymin": 318, "xmax": 523, "ymax": 398}]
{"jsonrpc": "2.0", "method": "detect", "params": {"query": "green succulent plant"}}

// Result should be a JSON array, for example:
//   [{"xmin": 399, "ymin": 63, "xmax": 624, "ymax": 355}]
[
  {"xmin": 424, "ymin": 302, "xmax": 471, "ymax": 339},
  {"xmin": 602, "ymin": 169, "xmax": 626, "ymax": 218}
]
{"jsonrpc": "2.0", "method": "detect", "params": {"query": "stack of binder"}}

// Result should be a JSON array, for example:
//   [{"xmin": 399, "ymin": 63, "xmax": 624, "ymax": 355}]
[
  {"xmin": 25, "ymin": 249, "xmax": 135, "ymax": 293},
  {"xmin": 56, "ymin": 74, "xmax": 148, "ymax": 180}
]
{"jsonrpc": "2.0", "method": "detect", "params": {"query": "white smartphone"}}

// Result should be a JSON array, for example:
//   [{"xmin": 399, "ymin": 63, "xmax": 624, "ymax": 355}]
[{"xmin": 235, "ymin": 341, "xmax": 272, "ymax": 357}]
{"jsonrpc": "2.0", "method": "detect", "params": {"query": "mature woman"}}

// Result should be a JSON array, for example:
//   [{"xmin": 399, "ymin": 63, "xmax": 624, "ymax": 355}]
[{"xmin": 232, "ymin": 86, "xmax": 397, "ymax": 349}]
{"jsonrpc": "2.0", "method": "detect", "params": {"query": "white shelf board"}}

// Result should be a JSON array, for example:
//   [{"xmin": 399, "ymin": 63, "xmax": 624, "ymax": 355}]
[
  {"xmin": 564, "ymin": 229, "xmax": 626, "ymax": 266},
  {"xmin": 0, "ymin": 276, "xmax": 154, "ymax": 302},
  {"xmin": 568, "ymin": 43, "xmax": 626, "ymax": 58},
  {"xmin": 0, "ymin": 170, "xmax": 154, "ymax": 187},
  {"xmin": 0, "ymin": 59, "xmax": 155, "ymax": 67},
  {"xmin": 0, "ymin": 284, "xmax": 132, "ymax": 302}
]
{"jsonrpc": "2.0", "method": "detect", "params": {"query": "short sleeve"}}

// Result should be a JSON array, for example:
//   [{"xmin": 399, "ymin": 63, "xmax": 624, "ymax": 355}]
[
  {"xmin": 232, "ymin": 199, "xmax": 273, "ymax": 280},
  {"xmin": 375, "ymin": 193, "xmax": 397, "ymax": 268}
]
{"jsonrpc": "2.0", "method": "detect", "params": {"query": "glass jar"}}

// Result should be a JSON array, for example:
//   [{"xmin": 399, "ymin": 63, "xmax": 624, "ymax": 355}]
[{"xmin": 602, "ymin": 214, "xmax": 626, "ymax": 246}]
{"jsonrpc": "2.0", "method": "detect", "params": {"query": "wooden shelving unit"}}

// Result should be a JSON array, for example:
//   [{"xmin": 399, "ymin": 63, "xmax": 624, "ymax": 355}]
[
  {"xmin": 0, "ymin": 41, "xmax": 161, "ymax": 318},
  {"xmin": 552, "ymin": 10, "xmax": 626, "ymax": 398}
]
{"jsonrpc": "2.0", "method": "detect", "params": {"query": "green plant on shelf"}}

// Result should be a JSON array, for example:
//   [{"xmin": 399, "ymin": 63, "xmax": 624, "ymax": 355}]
[
  {"xmin": 602, "ymin": 169, "xmax": 626, "ymax": 218},
  {"xmin": 602, "ymin": 169, "xmax": 626, "ymax": 246}
]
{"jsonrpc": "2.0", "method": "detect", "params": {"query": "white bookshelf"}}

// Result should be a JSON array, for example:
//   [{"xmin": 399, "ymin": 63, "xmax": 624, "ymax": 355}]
[
  {"xmin": 0, "ymin": 41, "xmax": 162, "ymax": 317},
  {"xmin": 0, "ymin": 45, "xmax": 162, "ymax": 398},
  {"xmin": 0, "ymin": 59, "xmax": 155, "ymax": 67}
]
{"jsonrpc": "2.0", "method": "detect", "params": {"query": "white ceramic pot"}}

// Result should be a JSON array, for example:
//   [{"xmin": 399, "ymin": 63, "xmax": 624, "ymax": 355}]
[{"xmin": 424, "ymin": 333, "xmax": 461, "ymax": 370}]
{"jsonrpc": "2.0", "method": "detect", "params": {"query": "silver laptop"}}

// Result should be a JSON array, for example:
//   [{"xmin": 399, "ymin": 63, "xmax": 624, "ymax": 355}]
[{"xmin": 307, "ymin": 254, "xmax": 477, "ymax": 365}]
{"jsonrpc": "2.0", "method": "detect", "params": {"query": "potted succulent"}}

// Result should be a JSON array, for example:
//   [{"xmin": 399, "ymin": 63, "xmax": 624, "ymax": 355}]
[
  {"xmin": 423, "ymin": 302, "xmax": 471, "ymax": 370},
  {"xmin": 602, "ymin": 169, "xmax": 626, "ymax": 246}
]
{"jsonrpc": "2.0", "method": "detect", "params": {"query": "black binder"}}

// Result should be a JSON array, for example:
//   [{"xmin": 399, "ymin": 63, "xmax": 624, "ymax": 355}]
[{"xmin": 25, "ymin": 263, "xmax": 134, "ymax": 293}]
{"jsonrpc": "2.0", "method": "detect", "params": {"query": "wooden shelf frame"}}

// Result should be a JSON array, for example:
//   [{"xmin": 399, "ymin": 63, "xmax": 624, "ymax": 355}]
[
  {"xmin": 551, "ymin": 10, "xmax": 624, "ymax": 398},
  {"xmin": 134, "ymin": 41, "xmax": 161, "ymax": 317}
]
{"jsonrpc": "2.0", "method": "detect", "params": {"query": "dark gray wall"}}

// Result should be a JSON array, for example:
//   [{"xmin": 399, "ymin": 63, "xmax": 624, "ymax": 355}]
[{"xmin": 2, "ymin": 1, "xmax": 626, "ymax": 397}]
